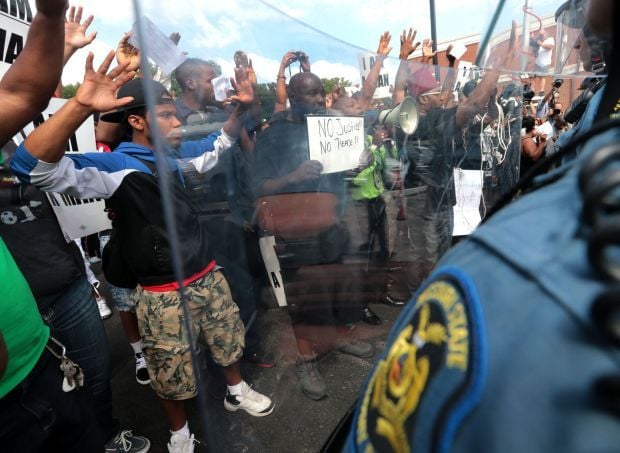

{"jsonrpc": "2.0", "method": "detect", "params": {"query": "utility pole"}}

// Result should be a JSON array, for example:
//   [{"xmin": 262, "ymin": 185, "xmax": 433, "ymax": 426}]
[{"xmin": 429, "ymin": 0, "xmax": 440, "ymax": 80}]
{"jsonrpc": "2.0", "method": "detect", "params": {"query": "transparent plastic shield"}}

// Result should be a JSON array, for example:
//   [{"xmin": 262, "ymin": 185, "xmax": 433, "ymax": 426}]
[
  {"xmin": 127, "ymin": 0, "xmax": 526, "ymax": 449},
  {"xmin": 477, "ymin": 0, "xmax": 607, "ymax": 80}
]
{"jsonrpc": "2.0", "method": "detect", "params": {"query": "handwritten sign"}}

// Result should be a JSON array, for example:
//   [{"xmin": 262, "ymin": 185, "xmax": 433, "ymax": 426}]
[{"xmin": 306, "ymin": 115, "xmax": 364, "ymax": 174}]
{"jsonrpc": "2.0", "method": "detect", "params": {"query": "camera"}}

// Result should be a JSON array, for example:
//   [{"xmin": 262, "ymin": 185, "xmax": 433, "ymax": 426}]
[
  {"xmin": 553, "ymin": 78, "xmax": 563, "ymax": 89},
  {"xmin": 289, "ymin": 51, "xmax": 307, "ymax": 64}
]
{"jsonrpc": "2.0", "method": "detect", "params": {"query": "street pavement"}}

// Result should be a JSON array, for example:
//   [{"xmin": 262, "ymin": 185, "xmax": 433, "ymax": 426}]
[{"xmin": 101, "ymin": 272, "xmax": 403, "ymax": 453}]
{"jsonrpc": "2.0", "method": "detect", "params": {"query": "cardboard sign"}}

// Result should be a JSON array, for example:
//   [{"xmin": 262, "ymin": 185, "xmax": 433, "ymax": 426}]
[
  {"xmin": 453, "ymin": 60, "xmax": 483, "ymax": 95},
  {"xmin": 12, "ymin": 98, "xmax": 111, "ymax": 242},
  {"xmin": 306, "ymin": 115, "xmax": 364, "ymax": 174},
  {"xmin": 452, "ymin": 168, "xmax": 483, "ymax": 236},
  {"xmin": 358, "ymin": 52, "xmax": 391, "ymax": 99}
]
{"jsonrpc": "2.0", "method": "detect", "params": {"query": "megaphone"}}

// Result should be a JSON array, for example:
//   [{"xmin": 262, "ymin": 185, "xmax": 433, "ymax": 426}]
[{"xmin": 377, "ymin": 96, "xmax": 419, "ymax": 135}]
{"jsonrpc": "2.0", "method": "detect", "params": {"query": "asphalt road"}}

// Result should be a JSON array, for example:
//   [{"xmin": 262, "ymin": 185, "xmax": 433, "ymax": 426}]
[{"xmin": 102, "ymin": 274, "xmax": 402, "ymax": 453}]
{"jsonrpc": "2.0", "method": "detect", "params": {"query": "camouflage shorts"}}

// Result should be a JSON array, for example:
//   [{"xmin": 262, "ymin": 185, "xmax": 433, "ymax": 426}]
[{"xmin": 133, "ymin": 270, "xmax": 245, "ymax": 400}]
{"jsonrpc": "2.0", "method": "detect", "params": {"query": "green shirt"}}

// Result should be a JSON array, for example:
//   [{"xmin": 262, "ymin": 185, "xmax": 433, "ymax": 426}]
[
  {"xmin": 0, "ymin": 237, "xmax": 48, "ymax": 398},
  {"xmin": 353, "ymin": 136, "xmax": 387, "ymax": 201}
]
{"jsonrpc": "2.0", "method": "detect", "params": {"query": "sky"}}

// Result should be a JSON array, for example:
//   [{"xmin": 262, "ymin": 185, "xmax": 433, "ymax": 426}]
[{"xmin": 59, "ymin": 0, "xmax": 562, "ymax": 87}]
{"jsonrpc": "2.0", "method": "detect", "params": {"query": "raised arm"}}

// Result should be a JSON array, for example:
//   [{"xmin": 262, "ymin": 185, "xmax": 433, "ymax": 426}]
[
  {"xmin": 456, "ymin": 21, "xmax": 518, "ymax": 128},
  {"xmin": 440, "ymin": 44, "xmax": 459, "ymax": 108},
  {"xmin": 392, "ymin": 28, "xmax": 420, "ymax": 105},
  {"xmin": 274, "ymin": 51, "xmax": 297, "ymax": 113},
  {"xmin": 358, "ymin": 31, "xmax": 392, "ymax": 111},
  {"xmin": 19, "ymin": 51, "xmax": 133, "ymax": 163},
  {"xmin": 0, "ymin": 0, "xmax": 68, "ymax": 144}
]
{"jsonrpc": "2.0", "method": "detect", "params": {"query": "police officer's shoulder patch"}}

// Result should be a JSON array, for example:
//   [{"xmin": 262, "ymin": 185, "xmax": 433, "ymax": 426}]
[{"xmin": 349, "ymin": 267, "xmax": 487, "ymax": 453}]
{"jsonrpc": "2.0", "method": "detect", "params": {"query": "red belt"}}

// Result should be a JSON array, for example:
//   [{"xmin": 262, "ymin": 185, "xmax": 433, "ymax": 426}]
[{"xmin": 140, "ymin": 261, "xmax": 216, "ymax": 292}]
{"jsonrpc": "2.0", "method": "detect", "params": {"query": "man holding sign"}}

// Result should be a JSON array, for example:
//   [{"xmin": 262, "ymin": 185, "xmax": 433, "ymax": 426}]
[{"xmin": 253, "ymin": 72, "xmax": 372, "ymax": 401}]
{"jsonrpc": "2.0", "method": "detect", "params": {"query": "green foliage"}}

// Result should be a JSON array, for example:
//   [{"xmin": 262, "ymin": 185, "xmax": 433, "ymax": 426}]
[
  {"xmin": 255, "ymin": 82, "xmax": 277, "ymax": 119},
  {"xmin": 61, "ymin": 83, "xmax": 80, "ymax": 99},
  {"xmin": 321, "ymin": 77, "xmax": 351, "ymax": 94}
]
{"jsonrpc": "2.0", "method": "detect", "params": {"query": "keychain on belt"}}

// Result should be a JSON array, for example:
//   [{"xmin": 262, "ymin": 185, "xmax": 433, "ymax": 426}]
[{"xmin": 45, "ymin": 336, "xmax": 85, "ymax": 392}]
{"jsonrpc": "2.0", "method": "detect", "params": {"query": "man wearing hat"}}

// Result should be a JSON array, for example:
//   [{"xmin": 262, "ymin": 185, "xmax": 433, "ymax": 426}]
[{"xmin": 10, "ymin": 52, "xmax": 274, "ymax": 452}]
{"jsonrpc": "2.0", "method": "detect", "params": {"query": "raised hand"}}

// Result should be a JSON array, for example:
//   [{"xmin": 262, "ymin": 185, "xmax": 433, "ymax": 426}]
[
  {"xmin": 65, "ymin": 6, "xmax": 96, "ymax": 51},
  {"xmin": 116, "ymin": 33, "xmax": 141, "ymax": 73},
  {"xmin": 226, "ymin": 66, "xmax": 254, "ymax": 105},
  {"xmin": 377, "ymin": 31, "xmax": 392, "ymax": 57},
  {"xmin": 399, "ymin": 28, "xmax": 420, "ymax": 60},
  {"xmin": 422, "ymin": 38, "xmax": 437, "ymax": 62},
  {"xmin": 279, "ymin": 50, "xmax": 299, "ymax": 70},
  {"xmin": 246, "ymin": 58, "xmax": 257, "ymax": 87},
  {"xmin": 75, "ymin": 51, "xmax": 135, "ymax": 112},
  {"xmin": 445, "ymin": 44, "xmax": 456, "ymax": 65},
  {"xmin": 299, "ymin": 52, "xmax": 311, "ymax": 73}
]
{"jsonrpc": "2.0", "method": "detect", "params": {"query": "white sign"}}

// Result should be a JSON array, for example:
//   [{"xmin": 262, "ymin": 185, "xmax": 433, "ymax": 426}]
[
  {"xmin": 130, "ymin": 15, "xmax": 187, "ymax": 76},
  {"xmin": 306, "ymin": 115, "xmax": 364, "ymax": 174},
  {"xmin": 12, "ymin": 98, "xmax": 111, "ymax": 242},
  {"xmin": 358, "ymin": 52, "xmax": 391, "ymax": 99},
  {"xmin": 259, "ymin": 235, "xmax": 287, "ymax": 307},
  {"xmin": 0, "ymin": 0, "xmax": 32, "ymax": 79},
  {"xmin": 452, "ymin": 168, "xmax": 483, "ymax": 236},
  {"xmin": 454, "ymin": 60, "xmax": 483, "ymax": 95}
]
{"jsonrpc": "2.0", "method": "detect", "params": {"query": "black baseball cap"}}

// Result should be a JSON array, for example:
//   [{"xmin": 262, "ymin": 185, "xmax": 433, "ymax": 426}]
[{"xmin": 100, "ymin": 78, "xmax": 175, "ymax": 123}]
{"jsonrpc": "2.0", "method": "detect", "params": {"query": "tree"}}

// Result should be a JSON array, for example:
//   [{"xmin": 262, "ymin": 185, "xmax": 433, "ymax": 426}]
[
  {"xmin": 62, "ymin": 83, "xmax": 80, "ymax": 99},
  {"xmin": 321, "ymin": 77, "xmax": 351, "ymax": 94},
  {"xmin": 255, "ymin": 82, "xmax": 277, "ymax": 119}
]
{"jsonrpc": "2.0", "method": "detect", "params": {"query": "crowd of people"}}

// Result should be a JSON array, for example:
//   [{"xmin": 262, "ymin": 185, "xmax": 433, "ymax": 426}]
[{"xmin": 0, "ymin": 0, "xmax": 617, "ymax": 452}]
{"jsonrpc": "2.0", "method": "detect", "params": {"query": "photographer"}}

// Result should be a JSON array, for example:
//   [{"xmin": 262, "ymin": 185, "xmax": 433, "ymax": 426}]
[
  {"xmin": 520, "ymin": 115, "xmax": 547, "ymax": 177},
  {"xmin": 274, "ymin": 50, "xmax": 310, "ymax": 114}
]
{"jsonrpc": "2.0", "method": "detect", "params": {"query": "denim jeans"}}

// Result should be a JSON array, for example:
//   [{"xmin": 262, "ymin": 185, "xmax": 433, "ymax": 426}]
[
  {"xmin": 0, "ymin": 348, "xmax": 103, "ymax": 452},
  {"xmin": 40, "ymin": 276, "xmax": 119, "ymax": 442}
]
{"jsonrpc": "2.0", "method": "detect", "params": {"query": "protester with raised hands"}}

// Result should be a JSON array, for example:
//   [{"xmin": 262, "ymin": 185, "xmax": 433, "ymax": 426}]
[
  {"xmin": 0, "ymin": 2, "xmax": 117, "ymax": 451},
  {"xmin": 11, "ymin": 50, "xmax": 274, "ymax": 451},
  {"xmin": 274, "ymin": 49, "xmax": 311, "ymax": 113}
]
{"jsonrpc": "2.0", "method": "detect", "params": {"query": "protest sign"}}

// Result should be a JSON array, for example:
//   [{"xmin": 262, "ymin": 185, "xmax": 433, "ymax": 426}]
[
  {"xmin": 0, "ymin": 0, "xmax": 31, "ymax": 79},
  {"xmin": 358, "ymin": 52, "xmax": 391, "ymax": 99},
  {"xmin": 306, "ymin": 115, "xmax": 364, "ymax": 174},
  {"xmin": 452, "ymin": 168, "xmax": 483, "ymax": 236},
  {"xmin": 12, "ymin": 98, "xmax": 110, "ymax": 241}
]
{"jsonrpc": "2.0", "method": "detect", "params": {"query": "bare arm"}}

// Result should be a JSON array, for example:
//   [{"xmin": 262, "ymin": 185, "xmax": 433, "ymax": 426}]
[
  {"xmin": 274, "ymin": 51, "xmax": 296, "ymax": 113},
  {"xmin": 22, "ymin": 51, "xmax": 134, "ymax": 163},
  {"xmin": 456, "ymin": 21, "xmax": 518, "ymax": 128},
  {"xmin": 392, "ymin": 28, "xmax": 419, "ymax": 105},
  {"xmin": 522, "ymin": 135, "xmax": 546, "ymax": 160},
  {"xmin": 440, "ymin": 44, "xmax": 458, "ymax": 108},
  {"xmin": 260, "ymin": 160, "xmax": 323, "ymax": 196},
  {"xmin": 0, "ymin": 0, "xmax": 68, "ymax": 144},
  {"xmin": 358, "ymin": 32, "xmax": 392, "ymax": 111}
]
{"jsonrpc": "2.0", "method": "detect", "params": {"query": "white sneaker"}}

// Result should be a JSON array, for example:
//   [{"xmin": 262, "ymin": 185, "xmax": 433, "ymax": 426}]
[
  {"xmin": 167, "ymin": 432, "xmax": 195, "ymax": 453},
  {"xmin": 224, "ymin": 381, "xmax": 275, "ymax": 417},
  {"xmin": 135, "ymin": 354, "xmax": 151, "ymax": 385}
]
